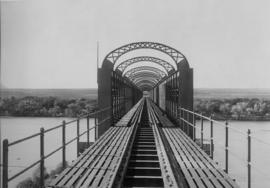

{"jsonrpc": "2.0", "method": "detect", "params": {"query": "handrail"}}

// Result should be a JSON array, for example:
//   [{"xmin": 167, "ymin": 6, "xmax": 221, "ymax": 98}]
[
  {"xmin": 179, "ymin": 107, "xmax": 270, "ymax": 188},
  {"xmin": 2, "ymin": 107, "xmax": 111, "ymax": 188}
]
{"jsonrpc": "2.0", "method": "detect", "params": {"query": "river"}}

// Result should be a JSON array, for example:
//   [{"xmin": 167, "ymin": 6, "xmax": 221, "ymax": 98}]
[{"xmin": 1, "ymin": 117, "xmax": 270, "ymax": 188}]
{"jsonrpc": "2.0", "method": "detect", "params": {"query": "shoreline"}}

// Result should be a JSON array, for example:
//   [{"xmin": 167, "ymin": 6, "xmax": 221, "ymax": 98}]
[{"xmin": 2, "ymin": 115, "xmax": 270, "ymax": 121}]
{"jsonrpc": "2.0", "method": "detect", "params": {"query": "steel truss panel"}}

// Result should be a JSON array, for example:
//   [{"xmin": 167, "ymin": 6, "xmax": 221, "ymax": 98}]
[
  {"xmin": 124, "ymin": 66, "xmax": 167, "ymax": 78},
  {"xmin": 106, "ymin": 42, "xmax": 185, "ymax": 66},
  {"xmin": 115, "ymin": 56, "xmax": 175, "ymax": 73}
]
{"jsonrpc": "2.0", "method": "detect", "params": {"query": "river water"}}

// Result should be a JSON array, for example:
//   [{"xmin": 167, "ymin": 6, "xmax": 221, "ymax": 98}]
[{"xmin": 1, "ymin": 117, "xmax": 270, "ymax": 188}]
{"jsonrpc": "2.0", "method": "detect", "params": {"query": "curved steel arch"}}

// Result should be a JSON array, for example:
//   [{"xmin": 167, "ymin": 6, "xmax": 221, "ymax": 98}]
[
  {"xmin": 139, "ymin": 85, "xmax": 152, "ymax": 91},
  {"xmin": 133, "ymin": 77, "xmax": 159, "ymax": 85},
  {"xmin": 129, "ymin": 72, "xmax": 162, "ymax": 82},
  {"xmin": 124, "ymin": 66, "xmax": 167, "ymax": 78},
  {"xmin": 105, "ymin": 42, "xmax": 186, "ymax": 66},
  {"xmin": 135, "ymin": 80, "xmax": 157, "ymax": 88},
  {"xmin": 115, "ymin": 56, "xmax": 175, "ymax": 73},
  {"xmin": 124, "ymin": 67, "xmax": 167, "ymax": 78},
  {"xmin": 137, "ymin": 82, "xmax": 155, "ymax": 88}
]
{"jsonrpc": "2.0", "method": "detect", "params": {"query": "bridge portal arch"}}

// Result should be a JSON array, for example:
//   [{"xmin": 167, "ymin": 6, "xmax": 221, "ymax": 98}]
[{"xmin": 98, "ymin": 42, "xmax": 193, "ymax": 138}]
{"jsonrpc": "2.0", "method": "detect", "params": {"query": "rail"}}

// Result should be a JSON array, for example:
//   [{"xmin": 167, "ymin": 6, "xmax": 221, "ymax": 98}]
[
  {"xmin": 179, "ymin": 107, "xmax": 270, "ymax": 188},
  {"xmin": 2, "ymin": 107, "xmax": 111, "ymax": 188}
]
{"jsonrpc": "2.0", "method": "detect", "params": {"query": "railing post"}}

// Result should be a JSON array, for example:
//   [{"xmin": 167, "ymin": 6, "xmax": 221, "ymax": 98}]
[
  {"xmin": 210, "ymin": 117, "xmax": 214, "ymax": 159},
  {"xmin": 62, "ymin": 120, "xmax": 66, "ymax": 169},
  {"xmin": 247, "ymin": 129, "xmax": 251, "ymax": 188},
  {"xmin": 193, "ymin": 113, "xmax": 196, "ymax": 141},
  {"xmin": 77, "ymin": 119, "xmax": 80, "ymax": 157},
  {"xmin": 2, "ymin": 139, "xmax": 8, "ymax": 188},
  {"xmin": 95, "ymin": 115, "xmax": 97, "ymax": 141},
  {"xmin": 179, "ymin": 108, "xmax": 182, "ymax": 130},
  {"xmin": 201, "ymin": 114, "xmax": 204, "ymax": 149},
  {"xmin": 87, "ymin": 115, "xmax": 90, "ymax": 145},
  {"xmin": 40, "ymin": 128, "xmax": 45, "ymax": 188},
  {"xmin": 187, "ymin": 112, "xmax": 190, "ymax": 136},
  {"xmin": 225, "ymin": 121, "xmax": 229, "ymax": 173}
]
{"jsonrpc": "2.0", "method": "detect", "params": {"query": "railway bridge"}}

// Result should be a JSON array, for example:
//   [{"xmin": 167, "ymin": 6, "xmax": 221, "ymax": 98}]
[{"xmin": 2, "ymin": 42, "xmax": 241, "ymax": 188}]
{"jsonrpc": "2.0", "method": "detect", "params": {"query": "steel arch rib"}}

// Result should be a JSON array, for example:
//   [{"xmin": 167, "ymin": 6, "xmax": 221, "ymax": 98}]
[
  {"xmin": 114, "ymin": 56, "xmax": 175, "ymax": 72},
  {"xmin": 124, "ymin": 66, "xmax": 167, "ymax": 78},
  {"xmin": 129, "ymin": 73, "xmax": 162, "ymax": 82},
  {"xmin": 135, "ymin": 79, "xmax": 157, "ymax": 85},
  {"xmin": 136, "ymin": 80, "xmax": 156, "ymax": 87},
  {"xmin": 106, "ymin": 42, "xmax": 185, "ymax": 66},
  {"xmin": 127, "ymin": 70, "xmax": 163, "ymax": 79},
  {"xmin": 133, "ymin": 77, "xmax": 159, "ymax": 85}
]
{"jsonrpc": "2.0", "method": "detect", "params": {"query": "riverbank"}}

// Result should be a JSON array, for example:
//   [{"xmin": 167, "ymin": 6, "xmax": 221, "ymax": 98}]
[{"xmin": 2, "ymin": 96, "xmax": 270, "ymax": 121}]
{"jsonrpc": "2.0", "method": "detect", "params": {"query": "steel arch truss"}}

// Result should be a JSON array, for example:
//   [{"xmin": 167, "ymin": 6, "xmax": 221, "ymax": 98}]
[
  {"xmin": 106, "ymin": 42, "xmax": 185, "ymax": 65},
  {"xmin": 129, "ymin": 72, "xmax": 162, "ymax": 83},
  {"xmin": 136, "ymin": 80, "xmax": 157, "ymax": 89},
  {"xmin": 115, "ymin": 56, "xmax": 175, "ymax": 73},
  {"xmin": 133, "ymin": 77, "xmax": 159, "ymax": 86},
  {"xmin": 136, "ymin": 79, "xmax": 157, "ymax": 87},
  {"xmin": 124, "ymin": 66, "xmax": 167, "ymax": 78}
]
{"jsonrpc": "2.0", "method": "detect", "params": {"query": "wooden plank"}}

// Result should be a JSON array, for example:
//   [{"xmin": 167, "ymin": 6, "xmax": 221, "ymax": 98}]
[
  {"xmin": 175, "ymin": 128, "xmax": 239, "ymax": 188},
  {"xmin": 163, "ymin": 128, "xmax": 199, "ymax": 188},
  {"xmin": 49, "ymin": 126, "xmax": 118, "ymax": 186},
  {"xmin": 172, "ymin": 128, "xmax": 230, "ymax": 188},
  {"xmin": 66, "ymin": 127, "xmax": 126, "ymax": 187},
  {"xmin": 56, "ymin": 127, "xmax": 121, "ymax": 186},
  {"xmin": 84, "ymin": 128, "xmax": 129, "ymax": 187},
  {"xmin": 101, "ymin": 120, "xmax": 139, "ymax": 188},
  {"xmin": 164, "ymin": 128, "xmax": 207, "ymax": 188},
  {"xmin": 168, "ymin": 129, "xmax": 217, "ymax": 188},
  {"xmin": 92, "ymin": 128, "xmax": 131, "ymax": 187},
  {"xmin": 171, "ymin": 128, "xmax": 224, "ymax": 187}
]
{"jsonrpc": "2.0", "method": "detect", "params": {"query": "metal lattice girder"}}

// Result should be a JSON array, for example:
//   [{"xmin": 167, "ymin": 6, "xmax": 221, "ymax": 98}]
[
  {"xmin": 124, "ymin": 66, "xmax": 167, "ymax": 78},
  {"xmin": 133, "ymin": 77, "xmax": 159, "ymax": 85},
  {"xmin": 106, "ymin": 42, "xmax": 185, "ymax": 65},
  {"xmin": 136, "ymin": 80, "xmax": 157, "ymax": 88},
  {"xmin": 115, "ymin": 56, "xmax": 175, "ymax": 72},
  {"xmin": 129, "ymin": 71, "xmax": 162, "ymax": 81},
  {"xmin": 137, "ymin": 82, "xmax": 155, "ymax": 89},
  {"xmin": 134, "ymin": 79, "xmax": 158, "ymax": 86},
  {"xmin": 130, "ymin": 75, "xmax": 161, "ymax": 85}
]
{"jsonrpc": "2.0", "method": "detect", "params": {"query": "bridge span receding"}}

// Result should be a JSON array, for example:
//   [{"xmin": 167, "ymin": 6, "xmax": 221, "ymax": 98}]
[{"xmin": 2, "ymin": 42, "xmax": 241, "ymax": 188}]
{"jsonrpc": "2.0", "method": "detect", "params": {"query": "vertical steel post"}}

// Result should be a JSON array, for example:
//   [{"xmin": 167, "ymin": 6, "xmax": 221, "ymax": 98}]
[
  {"xmin": 187, "ymin": 112, "xmax": 190, "ymax": 136},
  {"xmin": 185, "ymin": 111, "xmax": 187, "ymax": 133},
  {"xmin": 95, "ymin": 114, "xmax": 97, "ymax": 141},
  {"xmin": 248, "ymin": 129, "xmax": 251, "ymax": 188},
  {"xmin": 77, "ymin": 119, "xmax": 80, "ymax": 157},
  {"xmin": 193, "ymin": 113, "xmax": 196, "ymax": 141},
  {"xmin": 62, "ymin": 120, "xmax": 66, "ymax": 169},
  {"xmin": 210, "ymin": 117, "xmax": 214, "ymax": 159},
  {"xmin": 40, "ymin": 128, "xmax": 45, "ymax": 188},
  {"xmin": 179, "ymin": 108, "xmax": 182, "ymax": 130},
  {"xmin": 87, "ymin": 116, "xmax": 90, "ymax": 145},
  {"xmin": 225, "ymin": 121, "xmax": 229, "ymax": 173},
  {"xmin": 2, "ymin": 139, "xmax": 8, "ymax": 188},
  {"xmin": 201, "ymin": 114, "xmax": 204, "ymax": 149}
]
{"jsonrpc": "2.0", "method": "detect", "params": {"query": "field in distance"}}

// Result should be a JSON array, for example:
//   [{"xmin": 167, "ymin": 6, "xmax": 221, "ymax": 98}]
[
  {"xmin": 1, "ymin": 88, "xmax": 270, "ymax": 100},
  {"xmin": 0, "ymin": 88, "xmax": 97, "ymax": 100},
  {"xmin": 195, "ymin": 88, "xmax": 270, "ymax": 99}
]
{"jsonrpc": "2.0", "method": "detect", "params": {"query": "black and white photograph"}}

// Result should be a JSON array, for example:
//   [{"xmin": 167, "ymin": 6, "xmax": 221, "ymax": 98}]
[{"xmin": 1, "ymin": 0, "xmax": 270, "ymax": 187}]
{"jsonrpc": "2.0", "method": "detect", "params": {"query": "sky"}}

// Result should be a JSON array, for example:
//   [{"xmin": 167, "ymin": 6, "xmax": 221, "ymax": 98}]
[{"xmin": 1, "ymin": 0, "xmax": 270, "ymax": 89}]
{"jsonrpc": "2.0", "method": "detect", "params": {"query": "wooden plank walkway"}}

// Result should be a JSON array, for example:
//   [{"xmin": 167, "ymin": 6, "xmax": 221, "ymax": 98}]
[
  {"xmin": 148, "ymin": 100, "xmax": 239, "ymax": 188},
  {"xmin": 49, "ymin": 99, "xmax": 144, "ymax": 188}
]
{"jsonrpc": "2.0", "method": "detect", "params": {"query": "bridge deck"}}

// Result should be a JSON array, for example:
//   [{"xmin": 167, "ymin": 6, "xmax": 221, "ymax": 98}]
[
  {"xmin": 49, "ymin": 100, "xmax": 144, "ymax": 188},
  {"xmin": 148, "ymin": 100, "xmax": 239, "ymax": 188},
  {"xmin": 49, "ymin": 98, "xmax": 239, "ymax": 188}
]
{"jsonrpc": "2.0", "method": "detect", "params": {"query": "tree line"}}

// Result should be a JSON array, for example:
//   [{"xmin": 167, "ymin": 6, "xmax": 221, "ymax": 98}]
[
  {"xmin": 0, "ymin": 96, "xmax": 97, "ymax": 117},
  {"xmin": 1, "ymin": 96, "xmax": 270, "ymax": 120},
  {"xmin": 194, "ymin": 98, "xmax": 270, "ymax": 120}
]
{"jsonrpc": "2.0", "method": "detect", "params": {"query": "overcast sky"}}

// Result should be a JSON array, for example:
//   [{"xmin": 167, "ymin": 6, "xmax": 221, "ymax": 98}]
[{"xmin": 1, "ymin": 0, "xmax": 270, "ymax": 89}]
